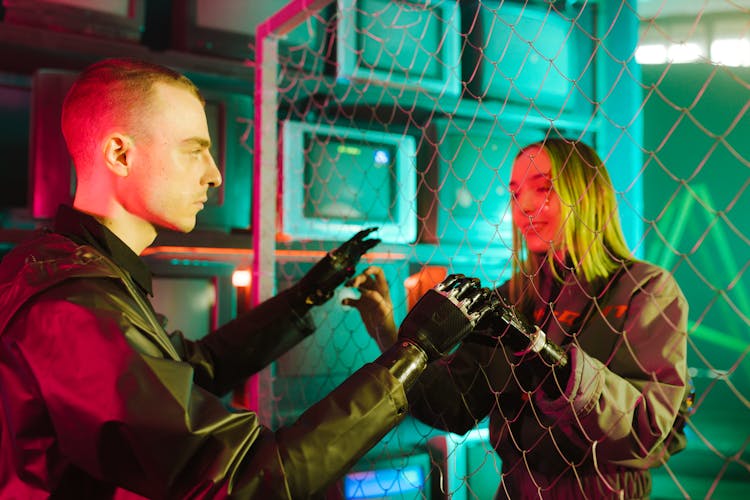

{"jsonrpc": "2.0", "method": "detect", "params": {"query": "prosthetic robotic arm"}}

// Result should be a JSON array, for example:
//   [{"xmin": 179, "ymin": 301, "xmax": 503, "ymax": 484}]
[
  {"xmin": 293, "ymin": 227, "xmax": 381, "ymax": 313},
  {"xmin": 375, "ymin": 274, "xmax": 495, "ymax": 390},
  {"xmin": 489, "ymin": 294, "xmax": 568, "ymax": 368},
  {"xmin": 470, "ymin": 292, "xmax": 572, "ymax": 397}
]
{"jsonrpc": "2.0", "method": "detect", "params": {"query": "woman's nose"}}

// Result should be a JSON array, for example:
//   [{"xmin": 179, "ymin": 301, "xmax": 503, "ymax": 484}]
[{"xmin": 515, "ymin": 191, "xmax": 540, "ymax": 217}]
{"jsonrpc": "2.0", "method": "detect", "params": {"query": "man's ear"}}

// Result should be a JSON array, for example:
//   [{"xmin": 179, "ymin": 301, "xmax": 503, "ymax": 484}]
[{"xmin": 102, "ymin": 134, "xmax": 133, "ymax": 177}]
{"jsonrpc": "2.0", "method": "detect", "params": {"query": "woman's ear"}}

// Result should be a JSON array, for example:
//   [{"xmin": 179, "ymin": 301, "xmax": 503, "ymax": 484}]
[{"xmin": 102, "ymin": 134, "xmax": 132, "ymax": 177}]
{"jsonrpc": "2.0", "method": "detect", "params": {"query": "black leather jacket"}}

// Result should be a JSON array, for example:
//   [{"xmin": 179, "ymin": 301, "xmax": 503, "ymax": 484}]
[{"xmin": 0, "ymin": 231, "xmax": 407, "ymax": 498}]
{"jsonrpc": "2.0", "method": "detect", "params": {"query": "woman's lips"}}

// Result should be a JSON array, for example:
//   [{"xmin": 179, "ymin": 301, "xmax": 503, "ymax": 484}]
[{"xmin": 523, "ymin": 222, "xmax": 547, "ymax": 235}]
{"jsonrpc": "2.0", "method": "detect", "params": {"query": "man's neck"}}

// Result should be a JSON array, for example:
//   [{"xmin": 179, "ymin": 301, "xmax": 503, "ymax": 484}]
[
  {"xmin": 94, "ymin": 214, "xmax": 157, "ymax": 256},
  {"xmin": 73, "ymin": 202, "xmax": 156, "ymax": 255}
]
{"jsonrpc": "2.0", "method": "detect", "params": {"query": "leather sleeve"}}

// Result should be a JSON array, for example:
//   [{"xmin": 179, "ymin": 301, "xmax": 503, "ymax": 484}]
[
  {"xmin": 276, "ymin": 363, "xmax": 408, "ymax": 496},
  {"xmin": 9, "ymin": 290, "xmax": 406, "ymax": 499},
  {"xmin": 407, "ymin": 336, "xmax": 511, "ymax": 435},
  {"xmin": 170, "ymin": 286, "xmax": 316, "ymax": 396}
]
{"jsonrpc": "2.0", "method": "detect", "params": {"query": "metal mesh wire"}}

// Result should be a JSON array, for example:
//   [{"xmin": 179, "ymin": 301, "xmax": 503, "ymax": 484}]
[{"xmin": 251, "ymin": 1, "xmax": 750, "ymax": 497}]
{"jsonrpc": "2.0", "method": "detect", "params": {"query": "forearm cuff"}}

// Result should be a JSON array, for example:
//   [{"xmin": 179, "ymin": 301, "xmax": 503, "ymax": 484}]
[{"xmin": 374, "ymin": 341, "xmax": 428, "ymax": 391}]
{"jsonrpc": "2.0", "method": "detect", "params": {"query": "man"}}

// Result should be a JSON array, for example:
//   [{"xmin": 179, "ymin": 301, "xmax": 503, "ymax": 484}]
[{"xmin": 0, "ymin": 58, "xmax": 493, "ymax": 498}]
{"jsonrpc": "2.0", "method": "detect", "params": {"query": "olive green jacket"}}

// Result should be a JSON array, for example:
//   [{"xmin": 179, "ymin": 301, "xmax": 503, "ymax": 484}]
[{"xmin": 409, "ymin": 261, "xmax": 690, "ymax": 499}]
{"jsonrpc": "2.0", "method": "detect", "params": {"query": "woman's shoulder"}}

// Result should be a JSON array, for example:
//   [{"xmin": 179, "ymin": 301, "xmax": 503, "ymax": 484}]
[
  {"xmin": 620, "ymin": 260, "xmax": 684, "ymax": 298},
  {"xmin": 626, "ymin": 260, "xmax": 667, "ymax": 278}
]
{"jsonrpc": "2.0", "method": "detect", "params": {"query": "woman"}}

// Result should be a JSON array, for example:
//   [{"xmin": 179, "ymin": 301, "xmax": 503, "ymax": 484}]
[{"xmin": 344, "ymin": 138, "xmax": 691, "ymax": 499}]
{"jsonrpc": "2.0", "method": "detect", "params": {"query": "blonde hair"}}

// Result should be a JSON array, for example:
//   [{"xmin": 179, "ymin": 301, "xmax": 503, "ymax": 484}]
[
  {"xmin": 509, "ymin": 138, "xmax": 633, "ymax": 303},
  {"xmin": 61, "ymin": 58, "xmax": 204, "ymax": 175}
]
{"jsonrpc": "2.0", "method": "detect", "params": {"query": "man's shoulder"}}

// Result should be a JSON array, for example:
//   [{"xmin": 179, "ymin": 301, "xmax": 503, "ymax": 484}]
[
  {"xmin": 2, "ymin": 230, "xmax": 117, "ymax": 278},
  {"xmin": 1, "ymin": 229, "xmax": 74, "ymax": 264},
  {"xmin": 0, "ymin": 231, "xmax": 121, "ymax": 333}
]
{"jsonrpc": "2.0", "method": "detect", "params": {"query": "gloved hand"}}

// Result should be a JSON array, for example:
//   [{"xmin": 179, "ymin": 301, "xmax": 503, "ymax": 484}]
[
  {"xmin": 295, "ymin": 227, "xmax": 381, "ymax": 307},
  {"xmin": 398, "ymin": 274, "xmax": 494, "ymax": 362}
]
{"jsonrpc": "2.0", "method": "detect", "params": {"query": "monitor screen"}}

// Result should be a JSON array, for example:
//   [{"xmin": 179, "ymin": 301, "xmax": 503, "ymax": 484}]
[
  {"xmin": 173, "ymin": 0, "xmax": 332, "ymax": 70},
  {"xmin": 150, "ymin": 277, "xmax": 217, "ymax": 340},
  {"xmin": 303, "ymin": 134, "xmax": 396, "ymax": 223},
  {"xmin": 337, "ymin": 0, "xmax": 461, "ymax": 95},
  {"xmin": 344, "ymin": 464, "xmax": 425, "ymax": 499},
  {"xmin": 463, "ymin": 1, "xmax": 595, "ymax": 115},
  {"xmin": 282, "ymin": 120, "xmax": 417, "ymax": 244},
  {"xmin": 339, "ymin": 447, "xmax": 434, "ymax": 500},
  {"xmin": 145, "ymin": 258, "xmax": 237, "ymax": 339}
]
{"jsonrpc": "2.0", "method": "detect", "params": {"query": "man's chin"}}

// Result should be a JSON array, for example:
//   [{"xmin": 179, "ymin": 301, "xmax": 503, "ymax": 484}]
[
  {"xmin": 157, "ymin": 220, "xmax": 197, "ymax": 234},
  {"xmin": 179, "ymin": 222, "xmax": 197, "ymax": 233}
]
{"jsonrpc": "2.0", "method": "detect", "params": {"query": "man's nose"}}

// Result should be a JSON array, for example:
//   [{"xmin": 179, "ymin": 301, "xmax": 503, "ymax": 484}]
[{"xmin": 205, "ymin": 154, "xmax": 222, "ymax": 188}]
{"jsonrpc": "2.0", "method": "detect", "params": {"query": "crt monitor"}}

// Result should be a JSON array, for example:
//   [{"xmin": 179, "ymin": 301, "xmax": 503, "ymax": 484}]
[
  {"xmin": 340, "ymin": 452, "xmax": 433, "ymax": 499},
  {"xmin": 2, "ymin": 0, "xmax": 145, "ymax": 42},
  {"xmin": 462, "ymin": 0, "xmax": 595, "ymax": 116},
  {"xmin": 171, "ymin": 0, "xmax": 332, "ymax": 71},
  {"xmin": 145, "ymin": 257, "xmax": 237, "ymax": 340},
  {"xmin": 281, "ymin": 120, "xmax": 417, "ymax": 244},
  {"xmin": 0, "ymin": 75, "xmax": 31, "ymax": 211},
  {"xmin": 337, "ymin": 0, "xmax": 461, "ymax": 96}
]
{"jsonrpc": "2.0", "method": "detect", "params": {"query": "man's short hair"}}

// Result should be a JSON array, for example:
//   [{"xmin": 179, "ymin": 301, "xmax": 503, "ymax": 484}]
[{"xmin": 61, "ymin": 58, "xmax": 204, "ymax": 169}]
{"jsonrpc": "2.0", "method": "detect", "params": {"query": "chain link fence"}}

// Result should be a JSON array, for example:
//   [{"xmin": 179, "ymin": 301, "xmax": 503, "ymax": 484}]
[{"xmin": 251, "ymin": 1, "xmax": 749, "ymax": 497}]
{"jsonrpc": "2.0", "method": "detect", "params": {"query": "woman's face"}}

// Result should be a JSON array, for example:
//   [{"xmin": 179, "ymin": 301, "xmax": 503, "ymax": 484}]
[{"xmin": 509, "ymin": 145, "xmax": 565, "ymax": 256}]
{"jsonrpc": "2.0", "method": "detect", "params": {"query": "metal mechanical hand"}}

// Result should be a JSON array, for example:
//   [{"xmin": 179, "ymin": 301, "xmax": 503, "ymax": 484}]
[
  {"xmin": 485, "ymin": 293, "xmax": 568, "ymax": 368},
  {"xmin": 397, "ymin": 274, "xmax": 495, "ymax": 362},
  {"xmin": 297, "ymin": 227, "xmax": 381, "ymax": 306}
]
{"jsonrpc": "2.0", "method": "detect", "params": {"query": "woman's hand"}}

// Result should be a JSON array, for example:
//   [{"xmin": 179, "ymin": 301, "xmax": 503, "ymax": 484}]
[{"xmin": 342, "ymin": 266, "xmax": 397, "ymax": 352}]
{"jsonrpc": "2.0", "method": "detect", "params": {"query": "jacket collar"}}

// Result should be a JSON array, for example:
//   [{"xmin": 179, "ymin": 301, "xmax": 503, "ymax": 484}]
[{"xmin": 53, "ymin": 205, "xmax": 153, "ymax": 297}]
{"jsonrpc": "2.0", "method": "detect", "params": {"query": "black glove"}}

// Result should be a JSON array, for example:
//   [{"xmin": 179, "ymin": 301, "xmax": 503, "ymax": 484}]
[
  {"xmin": 295, "ymin": 227, "xmax": 381, "ymax": 307},
  {"xmin": 397, "ymin": 274, "xmax": 494, "ymax": 362}
]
